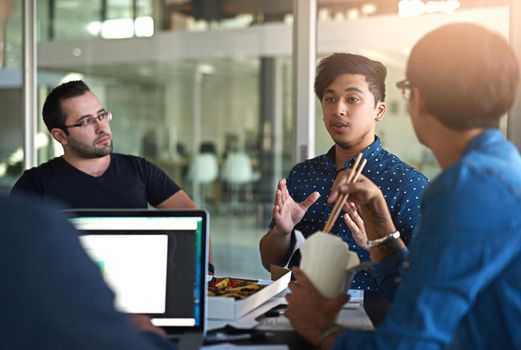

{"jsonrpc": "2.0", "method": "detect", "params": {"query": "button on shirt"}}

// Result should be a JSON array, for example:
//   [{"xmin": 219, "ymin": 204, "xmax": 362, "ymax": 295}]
[
  {"xmin": 279, "ymin": 136, "xmax": 428, "ymax": 291},
  {"xmin": 335, "ymin": 129, "xmax": 521, "ymax": 349}
]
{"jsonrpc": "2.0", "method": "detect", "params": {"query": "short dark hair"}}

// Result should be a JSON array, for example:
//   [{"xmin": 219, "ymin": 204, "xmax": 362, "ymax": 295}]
[
  {"xmin": 42, "ymin": 80, "xmax": 91, "ymax": 132},
  {"xmin": 314, "ymin": 53, "xmax": 387, "ymax": 104},
  {"xmin": 406, "ymin": 23, "xmax": 519, "ymax": 130}
]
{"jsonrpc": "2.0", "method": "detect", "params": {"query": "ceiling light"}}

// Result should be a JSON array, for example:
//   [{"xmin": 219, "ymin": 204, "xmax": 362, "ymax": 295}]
[
  {"xmin": 346, "ymin": 8, "xmax": 359, "ymax": 20},
  {"xmin": 398, "ymin": 0, "xmax": 460, "ymax": 17},
  {"xmin": 86, "ymin": 21, "xmax": 102, "ymax": 36},
  {"xmin": 198, "ymin": 64, "xmax": 215, "ymax": 74},
  {"xmin": 361, "ymin": 3, "xmax": 378, "ymax": 16},
  {"xmin": 135, "ymin": 16, "xmax": 154, "ymax": 37},
  {"xmin": 101, "ymin": 18, "xmax": 134, "ymax": 39}
]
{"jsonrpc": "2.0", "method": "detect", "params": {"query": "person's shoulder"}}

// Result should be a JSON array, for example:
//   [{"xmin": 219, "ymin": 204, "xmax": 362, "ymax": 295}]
[
  {"xmin": 428, "ymin": 153, "xmax": 521, "ymax": 213},
  {"xmin": 290, "ymin": 153, "xmax": 330, "ymax": 173},
  {"xmin": 12, "ymin": 157, "xmax": 65, "ymax": 188},
  {"xmin": 0, "ymin": 195, "xmax": 64, "ymax": 239},
  {"xmin": 421, "ymin": 160, "xmax": 521, "ymax": 240},
  {"xmin": 465, "ymin": 136, "xmax": 521, "ymax": 186},
  {"xmin": 23, "ymin": 157, "xmax": 65, "ymax": 174},
  {"xmin": 379, "ymin": 149, "xmax": 429, "ymax": 184},
  {"xmin": 434, "ymin": 150, "xmax": 521, "ymax": 201}
]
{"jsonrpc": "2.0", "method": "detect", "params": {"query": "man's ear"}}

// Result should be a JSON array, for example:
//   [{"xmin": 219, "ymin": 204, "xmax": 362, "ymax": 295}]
[
  {"xmin": 50, "ymin": 128, "xmax": 68, "ymax": 146},
  {"xmin": 410, "ymin": 87, "xmax": 428, "ymax": 118},
  {"xmin": 375, "ymin": 101, "xmax": 386, "ymax": 122}
]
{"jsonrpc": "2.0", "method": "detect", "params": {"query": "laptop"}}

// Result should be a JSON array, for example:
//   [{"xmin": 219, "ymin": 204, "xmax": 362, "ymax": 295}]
[{"xmin": 64, "ymin": 209, "xmax": 208, "ymax": 350}]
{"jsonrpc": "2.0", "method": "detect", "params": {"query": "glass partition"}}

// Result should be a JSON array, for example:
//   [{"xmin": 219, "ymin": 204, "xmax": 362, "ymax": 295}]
[
  {"xmin": 35, "ymin": 1, "xmax": 295, "ymax": 279},
  {"xmin": 0, "ymin": 0, "xmax": 23, "ymax": 192},
  {"xmin": 7, "ymin": 0, "xmax": 513, "ymax": 279},
  {"xmin": 316, "ymin": 1, "xmax": 510, "ymax": 180}
]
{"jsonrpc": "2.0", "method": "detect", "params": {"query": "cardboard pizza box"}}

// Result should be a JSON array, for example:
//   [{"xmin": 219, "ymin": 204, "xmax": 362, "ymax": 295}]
[
  {"xmin": 207, "ymin": 271, "xmax": 291, "ymax": 320},
  {"xmin": 270, "ymin": 265, "xmax": 290, "ymax": 281}
]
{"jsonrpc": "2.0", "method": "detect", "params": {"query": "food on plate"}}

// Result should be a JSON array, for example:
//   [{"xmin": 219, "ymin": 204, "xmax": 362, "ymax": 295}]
[{"xmin": 208, "ymin": 277, "xmax": 265, "ymax": 299}]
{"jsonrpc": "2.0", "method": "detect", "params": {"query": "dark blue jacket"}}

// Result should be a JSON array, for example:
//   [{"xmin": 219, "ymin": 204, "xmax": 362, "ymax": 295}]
[{"xmin": 0, "ymin": 195, "xmax": 174, "ymax": 350}]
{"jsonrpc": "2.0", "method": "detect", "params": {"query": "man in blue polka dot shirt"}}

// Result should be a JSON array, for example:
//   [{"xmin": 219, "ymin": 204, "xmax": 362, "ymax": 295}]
[{"xmin": 260, "ymin": 53, "xmax": 428, "ymax": 295}]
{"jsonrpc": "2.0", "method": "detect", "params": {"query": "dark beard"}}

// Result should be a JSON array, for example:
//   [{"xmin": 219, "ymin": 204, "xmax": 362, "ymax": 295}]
[{"xmin": 69, "ymin": 139, "xmax": 113, "ymax": 159}]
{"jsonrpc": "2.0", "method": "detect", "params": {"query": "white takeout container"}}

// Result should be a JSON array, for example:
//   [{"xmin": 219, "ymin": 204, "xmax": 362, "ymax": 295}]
[
  {"xmin": 207, "ymin": 271, "xmax": 292, "ymax": 320},
  {"xmin": 300, "ymin": 231, "xmax": 360, "ymax": 298}
]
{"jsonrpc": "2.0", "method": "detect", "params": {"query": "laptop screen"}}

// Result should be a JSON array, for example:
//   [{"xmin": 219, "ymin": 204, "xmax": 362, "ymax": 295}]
[{"xmin": 65, "ymin": 209, "xmax": 207, "ymax": 334}]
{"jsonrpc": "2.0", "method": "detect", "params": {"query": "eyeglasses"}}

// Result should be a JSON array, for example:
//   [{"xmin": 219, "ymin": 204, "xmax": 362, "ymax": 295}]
[
  {"xmin": 62, "ymin": 111, "xmax": 112, "ymax": 129},
  {"xmin": 396, "ymin": 79, "xmax": 412, "ymax": 101}
]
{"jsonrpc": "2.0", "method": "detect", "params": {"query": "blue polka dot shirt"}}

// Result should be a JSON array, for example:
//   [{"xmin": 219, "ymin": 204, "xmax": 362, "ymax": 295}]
[{"xmin": 279, "ymin": 136, "xmax": 428, "ymax": 291}]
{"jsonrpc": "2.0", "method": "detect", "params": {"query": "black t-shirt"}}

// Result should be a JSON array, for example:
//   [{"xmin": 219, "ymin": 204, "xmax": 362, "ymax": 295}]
[{"xmin": 9, "ymin": 154, "xmax": 181, "ymax": 209}]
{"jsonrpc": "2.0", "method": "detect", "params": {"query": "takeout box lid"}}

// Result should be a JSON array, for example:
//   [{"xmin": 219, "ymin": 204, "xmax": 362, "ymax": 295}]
[{"xmin": 207, "ymin": 271, "xmax": 291, "ymax": 320}]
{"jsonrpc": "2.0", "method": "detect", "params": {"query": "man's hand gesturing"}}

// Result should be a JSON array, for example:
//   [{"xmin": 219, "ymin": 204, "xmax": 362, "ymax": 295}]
[{"xmin": 272, "ymin": 179, "xmax": 320, "ymax": 235}]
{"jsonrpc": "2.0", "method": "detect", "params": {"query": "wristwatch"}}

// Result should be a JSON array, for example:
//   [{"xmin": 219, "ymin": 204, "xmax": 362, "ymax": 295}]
[{"xmin": 367, "ymin": 231, "xmax": 400, "ymax": 249}]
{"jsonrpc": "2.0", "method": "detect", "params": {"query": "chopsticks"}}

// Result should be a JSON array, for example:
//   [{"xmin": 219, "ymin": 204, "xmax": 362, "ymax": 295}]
[{"xmin": 323, "ymin": 153, "xmax": 367, "ymax": 234}]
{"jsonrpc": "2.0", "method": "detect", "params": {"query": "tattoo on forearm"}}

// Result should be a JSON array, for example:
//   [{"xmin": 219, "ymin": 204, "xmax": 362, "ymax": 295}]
[{"xmin": 367, "ymin": 201, "xmax": 392, "ymax": 230}]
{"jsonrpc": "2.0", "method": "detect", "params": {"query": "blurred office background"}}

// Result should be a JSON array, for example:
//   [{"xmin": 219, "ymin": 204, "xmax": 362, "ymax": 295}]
[{"xmin": 1, "ymin": 0, "xmax": 519, "ymax": 279}]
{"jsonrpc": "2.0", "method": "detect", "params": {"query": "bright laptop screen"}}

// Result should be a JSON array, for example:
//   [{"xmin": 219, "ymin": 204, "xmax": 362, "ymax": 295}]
[{"xmin": 66, "ymin": 210, "xmax": 207, "ymax": 331}]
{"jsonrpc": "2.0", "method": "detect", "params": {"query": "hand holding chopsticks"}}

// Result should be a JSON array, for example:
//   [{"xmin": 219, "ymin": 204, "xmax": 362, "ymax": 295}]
[{"xmin": 323, "ymin": 153, "xmax": 367, "ymax": 234}]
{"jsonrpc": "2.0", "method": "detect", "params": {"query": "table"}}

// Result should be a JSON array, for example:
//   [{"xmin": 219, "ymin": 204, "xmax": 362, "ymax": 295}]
[{"xmin": 205, "ymin": 292, "xmax": 374, "ymax": 349}]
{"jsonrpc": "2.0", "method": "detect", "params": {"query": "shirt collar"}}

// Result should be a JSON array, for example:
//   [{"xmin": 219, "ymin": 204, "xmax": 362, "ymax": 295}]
[
  {"xmin": 326, "ymin": 136, "xmax": 383, "ymax": 170},
  {"xmin": 463, "ymin": 128, "xmax": 503, "ymax": 155}
]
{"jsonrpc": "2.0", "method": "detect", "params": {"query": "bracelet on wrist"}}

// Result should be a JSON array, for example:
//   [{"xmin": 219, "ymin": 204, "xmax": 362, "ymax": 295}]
[
  {"xmin": 316, "ymin": 324, "xmax": 345, "ymax": 347},
  {"xmin": 367, "ymin": 230, "xmax": 400, "ymax": 249}
]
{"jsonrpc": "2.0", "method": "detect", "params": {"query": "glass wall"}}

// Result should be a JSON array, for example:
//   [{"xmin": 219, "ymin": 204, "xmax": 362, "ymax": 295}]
[
  {"xmin": 315, "ymin": 1, "xmax": 510, "ymax": 180},
  {"xmin": 0, "ymin": 0, "xmax": 23, "ymax": 192},
  {"xmin": 34, "ymin": 0, "xmax": 295, "ymax": 279},
  {"xmin": 3, "ymin": 0, "xmax": 515, "ymax": 279}
]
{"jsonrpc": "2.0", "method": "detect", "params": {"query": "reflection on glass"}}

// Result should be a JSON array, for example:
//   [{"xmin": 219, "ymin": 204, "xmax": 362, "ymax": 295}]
[
  {"xmin": 36, "ymin": 0, "xmax": 154, "ymax": 41},
  {"xmin": 35, "ymin": 0, "xmax": 512, "ymax": 42}
]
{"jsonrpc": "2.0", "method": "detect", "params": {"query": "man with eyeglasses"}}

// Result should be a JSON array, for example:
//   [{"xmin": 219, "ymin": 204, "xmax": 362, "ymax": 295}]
[
  {"xmin": 285, "ymin": 23, "xmax": 521, "ymax": 349},
  {"xmin": 10, "ymin": 80, "xmax": 196, "ymax": 212},
  {"xmin": 259, "ymin": 53, "xmax": 428, "ymax": 323}
]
